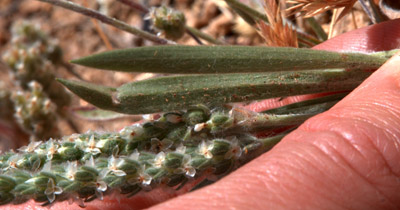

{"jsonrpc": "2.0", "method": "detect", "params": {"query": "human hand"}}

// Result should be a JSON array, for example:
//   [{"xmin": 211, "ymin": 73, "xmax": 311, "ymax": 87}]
[{"xmin": 8, "ymin": 19, "xmax": 400, "ymax": 210}]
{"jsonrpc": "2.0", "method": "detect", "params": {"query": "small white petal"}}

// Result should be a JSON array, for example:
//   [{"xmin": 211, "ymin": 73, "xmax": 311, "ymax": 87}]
[
  {"xmin": 194, "ymin": 123, "xmax": 205, "ymax": 132},
  {"xmin": 47, "ymin": 193, "xmax": 55, "ymax": 203},
  {"xmin": 96, "ymin": 139, "xmax": 107, "ymax": 148},
  {"xmin": 42, "ymin": 162, "xmax": 52, "ymax": 172},
  {"xmin": 142, "ymin": 114, "xmax": 154, "ymax": 121},
  {"xmin": 166, "ymin": 114, "xmax": 181, "ymax": 123},
  {"xmin": 95, "ymin": 190, "xmax": 104, "ymax": 201},
  {"xmin": 182, "ymin": 154, "xmax": 191, "ymax": 164},
  {"xmin": 97, "ymin": 181, "xmax": 107, "ymax": 192},
  {"xmin": 175, "ymin": 144, "xmax": 186, "ymax": 154},
  {"xmin": 185, "ymin": 167, "xmax": 196, "ymax": 178},
  {"xmin": 129, "ymin": 149, "xmax": 140, "ymax": 160},
  {"xmin": 85, "ymin": 156, "xmax": 96, "ymax": 167},
  {"xmin": 154, "ymin": 152, "xmax": 166, "ymax": 167},
  {"xmin": 54, "ymin": 186, "xmax": 63, "ymax": 195},
  {"xmin": 92, "ymin": 148, "xmax": 101, "ymax": 155},
  {"xmin": 113, "ymin": 170, "xmax": 127, "ymax": 177},
  {"xmin": 142, "ymin": 174, "xmax": 152, "ymax": 186}
]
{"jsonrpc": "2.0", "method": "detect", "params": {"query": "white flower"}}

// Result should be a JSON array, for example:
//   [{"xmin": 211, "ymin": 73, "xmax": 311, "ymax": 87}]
[
  {"xmin": 17, "ymin": 140, "xmax": 42, "ymax": 153},
  {"xmin": 175, "ymin": 144, "xmax": 186, "ymax": 154},
  {"xmin": 44, "ymin": 179, "xmax": 62, "ymax": 203},
  {"xmin": 84, "ymin": 156, "xmax": 96, "ymax": 168},
  {"xmin": 153, "ymin": 152, "xmax": 166, "ymax": 168},
  {"xmin": 94, "ymin": 169, "xmax": 108, "ymax": 201},
  {"xmin": 62, "ymin": 133, "xmax": 80, "ymax": 143},
  {"xmin": 107, "ymin": 156, "xmax": 126, "ymax": 177},
  {"xmin": 127, "ymin": 165, "xmax": 152, "ymax": 187},
  {"xmin": 174, "ymin": 154, "xmax": 196, "ymax": 178},
  {"xmin": 224, "ymin": 139, "xmax": 242, "ymax": 159},
  {"xmin": 84, "ymin": 135, "xmax": 101, "ymax": 155},
  {"xmin": 3, "ymin": 154, "xmax": 21, "ymax": 171},
  {"xmin": 120, "ymin": 125, "xmax": 144, "ymax": 141},
  {"xmin": 45, "ymin": 139, "xmax": 59, "ymax": 160},
  {"xmin": 150, "ymin": 138, "xmax": 173, "ymax": 152},
  {"xmin": 198, "ymin": 141, "xmax": 213, "ymax": 159},
  {"xmin": 65, "ymin": 161, "xmax": 78, "ymax": 181},
  {"xmin": 41, "ymin": 161, "xmax": 52, "ymax": 172},
  {"xmin": 129, "ymin": 149, "xmax": 140, "ymax": 161}
]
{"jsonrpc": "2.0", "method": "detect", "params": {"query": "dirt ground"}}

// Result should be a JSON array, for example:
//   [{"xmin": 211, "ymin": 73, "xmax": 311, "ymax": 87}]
[{"xmin": 0, "ymin": 0, "xmax": 371, "ymax": 149}]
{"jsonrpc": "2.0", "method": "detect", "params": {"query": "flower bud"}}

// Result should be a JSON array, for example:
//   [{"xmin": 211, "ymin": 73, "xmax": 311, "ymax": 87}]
[
  {"xmin": 117, "ymin": 159, "xmax": 140, "ymax": 175},
  {"xmin": 58, "ymin": 143, "xmax": 83, "ymax": 161},
  {"xmin": 163, "ymin": 152, "xmax": 184, "ymax": 169},
  {"xmin": 209, "ymin": 139, "xmax": 230, "ymax": 156},
  {"xmin": 147, "ymin": 6, "xmax": 186, "ymax": 40},
  {"xmin": 103, "ymin": 175, "xmax": 124, "ymax": 188},
  {"xmin": 74, "ymin": 166, "xmax": 98, "ymax": 182},
  {"xmin": 0, "ymin": 175, "xmax": 16, "ymax": 192},
  {"xmin": 183, "ymin": 105, "xmax": 210, "ymax": 126},
  {"xmin": 58, "ymin": 180, "xmax": 79, "ymax": 192},
  {"xmin": 0, "ymin": 192, "xmax": 14, "ymax": 205},
  {"xmin": 145, "ymin": 167, "xmax": 166, "ymax": 181},
  {"xmin": 190, "ymin": 156, "xmax": 211, "ymax": 170}
]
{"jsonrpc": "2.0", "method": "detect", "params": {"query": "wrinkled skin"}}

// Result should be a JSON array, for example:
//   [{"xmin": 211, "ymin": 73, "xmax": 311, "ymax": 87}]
[{"xmin": 7, "ymin": 19, "xmax": 400, "ymax": 210}]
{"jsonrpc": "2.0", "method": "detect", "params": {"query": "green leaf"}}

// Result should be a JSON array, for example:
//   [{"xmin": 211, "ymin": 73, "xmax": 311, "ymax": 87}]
[
  {"xmin": 57, "ymin": 78, "xmax": 117, "ymax": 111},
  {"xmin": 59, "ymin": 70, "xmax": 370, "ymax": 114},
  {"xmin": 71, "ymin": 46, "xmax": 397, "ymax": 74}
]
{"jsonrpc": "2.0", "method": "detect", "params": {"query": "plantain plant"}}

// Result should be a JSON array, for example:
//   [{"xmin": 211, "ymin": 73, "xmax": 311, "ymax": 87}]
[{"xmin": 0, "ymin": 0, "xmax": 394, "ymax": 207}]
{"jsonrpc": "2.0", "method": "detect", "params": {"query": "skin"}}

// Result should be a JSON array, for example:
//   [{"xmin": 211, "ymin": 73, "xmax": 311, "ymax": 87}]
[{"xmin": 8, "ymin": 19, "xmax": 400, "ymax": 210}]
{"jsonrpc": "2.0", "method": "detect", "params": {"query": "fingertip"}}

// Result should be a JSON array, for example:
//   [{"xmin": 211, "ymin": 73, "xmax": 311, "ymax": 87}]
[{"xmin": 313, "ymin": 19, "xmax": 400, "ymax": 52}]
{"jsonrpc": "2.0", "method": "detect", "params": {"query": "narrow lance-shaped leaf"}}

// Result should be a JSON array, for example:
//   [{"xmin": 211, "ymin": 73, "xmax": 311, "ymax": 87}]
[
  {"xmin": 58, "ymin": 69, "xmax": 371, "ymax": 115},
  {"xmin": 71, "ymin": 46, "xmax": 397, "ymax": 74}
]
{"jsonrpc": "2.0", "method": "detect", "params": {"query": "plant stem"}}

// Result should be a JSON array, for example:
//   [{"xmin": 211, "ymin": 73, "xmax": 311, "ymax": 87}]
[
  {"xmin": 358, "ymin": 0, "xmax": 385, "ymax": 23},
  {"xmin": 305, "ymin": 17, "xmax": 328, "ymax": 41},
  {"xmin": 115, "ymin": 0, "xmax": 225, "ymax": 45},
  {"xmin": 225, "ymin": 0, "xmax": 269, "ymax": 23},
  {"xmin": 36, "ymin": 0, "xmax": 175, "ymax": 45},
  {"xmin": 185, "ymin": 26, "xmax": 225, "ymax": 45}
]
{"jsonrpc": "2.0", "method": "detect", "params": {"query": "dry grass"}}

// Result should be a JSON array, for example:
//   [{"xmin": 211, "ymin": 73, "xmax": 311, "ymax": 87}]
[
  {"xmin": 286, "ymin": 0, "xmax": 357, "ymax": 21},
  {"xmin": 259, "ymin": 0, "xmax": 298, "ymax": 47}
]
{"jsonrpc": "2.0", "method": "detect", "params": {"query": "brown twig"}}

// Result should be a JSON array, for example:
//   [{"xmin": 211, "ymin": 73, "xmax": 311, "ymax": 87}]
[
  {"xmin": 36, "ymin": 0, "xmax": 175, "ymax": 45},
  {"xmin": 116, "ymin": 0, "xmax": 225, "ymax": 45},
  {"xmin": 83, "ymin": 0, "xmax": 113, "ymax": 50}
]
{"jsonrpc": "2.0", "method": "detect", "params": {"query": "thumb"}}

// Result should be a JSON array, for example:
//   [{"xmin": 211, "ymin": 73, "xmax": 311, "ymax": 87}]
[{"xmin": 149, "ymin": 49, "xmax": 400, "ymax": 209}]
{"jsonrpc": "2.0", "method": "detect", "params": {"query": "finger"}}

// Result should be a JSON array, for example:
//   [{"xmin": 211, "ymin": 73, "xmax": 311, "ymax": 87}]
[
  {"xmin": 313, "ymin": 18, "xmax": 400, "ymax": 52},
  {"xmin": 149, "ymin": 26, "xmax": 400, "ymax": 209},
  {"xmin": 246, "ymin": 18, "xmax": 400, "ymax": 112}
]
